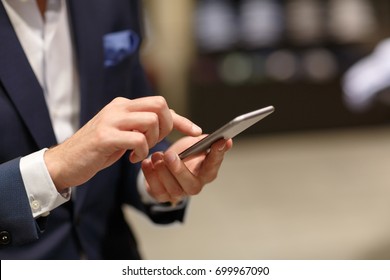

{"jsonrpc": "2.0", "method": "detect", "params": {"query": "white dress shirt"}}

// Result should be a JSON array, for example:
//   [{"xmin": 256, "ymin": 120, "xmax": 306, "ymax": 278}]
[{"xmin": 3, "ymin": 0, "xmax": 77, "ymax": 217}]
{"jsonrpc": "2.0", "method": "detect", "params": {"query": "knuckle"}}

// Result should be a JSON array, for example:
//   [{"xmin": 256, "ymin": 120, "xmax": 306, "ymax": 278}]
[
  {"xmin": 149, "ymin": 113, "xmax": 159, "ymax": 126},
  {"xmin": 133, "ymin": 133, "xmax": 147, "ymax": 146},
  {"xmin": 208, "ymin": 173, "xmax": 218, "ymax": 182},
  {"xmin": 203, "ymin": 170, "xmax": 218, "ymax": 183},
  {"xmin": 132, "ymin": 135, "xmax": 148, "ymax": 156},
  {"xmin": 112, "ymin": 96, "xmax": 126, "ymax": 104},
  {"xmin": 154, "ymin": 96, "xmax": 168, "ymax": 110},
  {"xmin": 186, "ymin": 184, "xmax": 202, "ymax": 196}
]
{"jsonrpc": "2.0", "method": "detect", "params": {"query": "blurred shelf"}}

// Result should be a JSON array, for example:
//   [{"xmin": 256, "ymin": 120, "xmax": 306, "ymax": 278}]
[
  {"xmin": 188, "ymin": 80, "xmax": 390, "ymax": 135},
  {"xmin": 188, "ymin": 0, "xmax": 390, "ymax": 135}
]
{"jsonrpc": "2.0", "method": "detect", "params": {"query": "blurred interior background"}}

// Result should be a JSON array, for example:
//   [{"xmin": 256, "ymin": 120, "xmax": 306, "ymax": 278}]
[{"xmin": 124, "ymin": 0, "xmax": 390, "ymax": 259}]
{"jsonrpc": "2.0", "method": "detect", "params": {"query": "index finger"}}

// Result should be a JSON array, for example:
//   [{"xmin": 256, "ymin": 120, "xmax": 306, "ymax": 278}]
[{"xmin": 171, "ymin": 109, "xmax": 203, "ymax": 137}]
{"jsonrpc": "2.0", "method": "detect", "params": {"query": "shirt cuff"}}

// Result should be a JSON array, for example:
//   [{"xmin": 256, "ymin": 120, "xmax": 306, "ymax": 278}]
[{"xmin": 19, "ymin": 148, "xmax": 71, "ymax": 218}]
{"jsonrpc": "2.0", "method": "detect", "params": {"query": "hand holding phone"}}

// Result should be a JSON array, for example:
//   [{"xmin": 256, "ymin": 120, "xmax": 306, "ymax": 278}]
[{"xmin": 178, "ymin": 106, "xmax": 275, "ymax": 159}]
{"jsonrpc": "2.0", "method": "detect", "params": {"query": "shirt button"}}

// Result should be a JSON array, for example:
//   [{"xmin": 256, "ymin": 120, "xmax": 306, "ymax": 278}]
[
  {"xmin": 0, "ymin": 231, "xmax": 11, "ymax": 245},
  {"xmin": 31, "ymin": 200, "xmax": 41, "ymax": 211}
]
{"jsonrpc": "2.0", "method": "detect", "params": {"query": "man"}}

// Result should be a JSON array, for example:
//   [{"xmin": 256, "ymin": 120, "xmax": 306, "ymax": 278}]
[{"xmin": 0, "ymin": 0, "xmax": 232, "ymax": 259}]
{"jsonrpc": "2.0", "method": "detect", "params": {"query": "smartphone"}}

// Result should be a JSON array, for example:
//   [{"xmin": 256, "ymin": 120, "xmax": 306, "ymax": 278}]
[{"xmin": 178, "ymin": 106, "xmax": 275, "ymax": 159}]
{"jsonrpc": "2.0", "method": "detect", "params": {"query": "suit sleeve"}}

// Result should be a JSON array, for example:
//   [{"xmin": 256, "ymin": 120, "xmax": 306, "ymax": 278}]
[{"xmin": 0, "ymin": 158, "xmax": 40, "ymax": 246}]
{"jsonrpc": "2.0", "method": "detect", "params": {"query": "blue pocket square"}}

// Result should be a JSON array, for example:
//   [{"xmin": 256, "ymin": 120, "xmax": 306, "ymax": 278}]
[{"xmin": 103, "ymin": 30, "xmax": 140, "ymax": 67}]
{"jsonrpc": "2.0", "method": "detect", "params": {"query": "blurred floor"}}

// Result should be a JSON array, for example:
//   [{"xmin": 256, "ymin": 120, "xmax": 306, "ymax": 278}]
[{"xmin": 124, "ymin": 125, "xmax": 390, "ymax": 259}]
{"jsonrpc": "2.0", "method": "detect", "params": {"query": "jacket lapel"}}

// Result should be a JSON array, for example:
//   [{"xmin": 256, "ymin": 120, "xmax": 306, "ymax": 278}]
[
  {"xmin": 67, "ymin": 0, "xmax": 108, "ymax": 210},
  {"xmin": 0, "ymin": 3, "xmax": 57, "ymax": 149},
  {"xmin": 67, "ymin": 0, "xmax": 109, "ymax": 127}
]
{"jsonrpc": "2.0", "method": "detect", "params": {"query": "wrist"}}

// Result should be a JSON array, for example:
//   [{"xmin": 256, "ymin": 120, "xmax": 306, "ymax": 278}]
[{"xmin": 44, "ymin": 146, "xmax": 68, "ymax": 192}]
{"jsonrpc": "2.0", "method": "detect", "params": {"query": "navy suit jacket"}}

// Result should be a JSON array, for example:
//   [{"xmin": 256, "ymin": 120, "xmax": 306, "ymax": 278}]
[{"xmin": 0, "ymin": 0, "xmax": 185, "ymax": 259}]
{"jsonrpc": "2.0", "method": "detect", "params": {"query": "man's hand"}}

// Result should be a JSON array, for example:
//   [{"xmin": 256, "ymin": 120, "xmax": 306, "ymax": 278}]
[
  {"xmin": 44, "ymin": 97, "xmax": 202, "ymax": 192},
  {"xmin": 142, "ymin": 136, "xmax": 233, "ymax": 203}
]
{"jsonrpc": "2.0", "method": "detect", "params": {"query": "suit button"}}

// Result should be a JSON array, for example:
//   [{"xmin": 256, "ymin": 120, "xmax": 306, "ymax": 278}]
[{"xmin": 0, "ymin": 231, "xmax": 11, "ymax": 245}]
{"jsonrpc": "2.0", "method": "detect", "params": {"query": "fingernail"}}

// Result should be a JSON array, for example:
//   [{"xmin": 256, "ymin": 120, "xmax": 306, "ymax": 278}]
[
  {"xmin": 165, "ymin": 151, "xmax": 178, "ymax": 164},
  {"xmin": 218, "ymin": 142, "xmax": 226, "ymax": 151},
  {"xmin": 192, "ymin": 124, "xmax": 202, "ymax": 135},
  {"xmin": 130, "ymin": 152, "xmax": 140, "ymax": 163},
  {"xmin": 172, "ymin": 196, "xmax": 183, "ymax": 204},
  {"xmin": 151, "ymin": 152, "xmax": 163, "ymax": 164}
]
